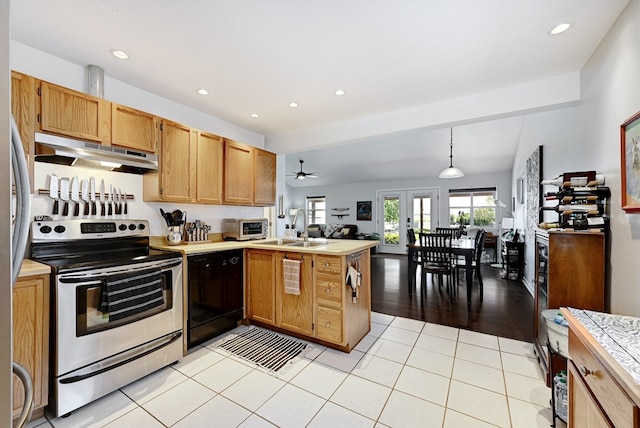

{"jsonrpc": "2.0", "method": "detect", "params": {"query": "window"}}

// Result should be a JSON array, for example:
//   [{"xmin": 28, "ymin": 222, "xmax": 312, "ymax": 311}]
[
  {"xmin": 306, "ymin": 196, "xmax": 326, "ymax": 224},
  {"xmin": 449, "ymin": 188, "xmax": 497, "ymax": 227}
]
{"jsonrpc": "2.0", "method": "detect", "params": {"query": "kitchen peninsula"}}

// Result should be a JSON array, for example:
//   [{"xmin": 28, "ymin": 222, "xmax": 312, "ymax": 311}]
[{"xmin": 151, "ymin": 237, "xmax": 377, "ymax": 353}]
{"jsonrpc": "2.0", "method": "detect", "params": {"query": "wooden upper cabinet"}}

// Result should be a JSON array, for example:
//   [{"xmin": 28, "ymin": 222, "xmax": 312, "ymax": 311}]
[
  {"xmin": 224, "ymin": 140, "xmax": 255, "ymax": 205},
  {"xmin": 39, "ymin": 81, "xmax": 111, "ymax": 144},
  {"xmin": 254, "ymin": 148, "xmax": 276, "ymax": 206},
  {"xmin": 196, "ymin": 131, "xmax": 224, "ymax": 204},
  {"xmin": 158, "ymin": 120, "xmax": 195, "ymax": 202},
  {"xmin": 111, "ymin": 104, "xmax": 158, "ymax": 153},
  {"xmin": 13, "ymin": 274, "xmax": 49, "ymax": 421},
  {"xmin": 11, "ymin": 71, "xmax": 37, "ymax": 191}
]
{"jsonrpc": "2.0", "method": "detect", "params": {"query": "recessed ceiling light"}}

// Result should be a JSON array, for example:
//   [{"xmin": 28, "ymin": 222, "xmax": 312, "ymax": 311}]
[
  {"xmin": 250, "ymin": 113, "xmax": 260, "ymax": 118},
  {"xmin": 289, "ymin": 102, "xmax": 299, "ymax": 108},
  {"xmin": 549, "ymin": 23, "xmax": 571, "ymax": 35},
  {"xmin": 197, "ymin": 89, "xmax": 209, "ymax": 95},
  {"xmin": 110, "ymin": 49, "xmax": 129, "ymax": 59},
  {"xmin": 334, "ymin": 89, "xmax": 345, "ymax": 96}
]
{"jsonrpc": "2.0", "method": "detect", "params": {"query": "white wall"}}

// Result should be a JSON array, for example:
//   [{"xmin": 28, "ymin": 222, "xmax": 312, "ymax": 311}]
[
  {"xmin": 287, "ymin": 171, "xmax": 512, "ymax": 236},
  {"xmin": 10, "ymin": 43, "xmax": 269, "ymax": 237},
  {"xmin": 512, "ymin": 0, "xmax": 640, "ymax": 314}
]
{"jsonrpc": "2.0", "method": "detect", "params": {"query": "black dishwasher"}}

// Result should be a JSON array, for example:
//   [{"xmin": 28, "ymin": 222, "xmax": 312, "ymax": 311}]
[{"xmin": 187, "ymin": 249, "xmax": 244, "ymax": 347}]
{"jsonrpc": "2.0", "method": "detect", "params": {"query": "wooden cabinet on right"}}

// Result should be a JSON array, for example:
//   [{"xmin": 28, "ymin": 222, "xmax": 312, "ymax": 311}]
[
  {"xmin": 563, "ymin": 308, "xmax": 640, "ymax": 428},
  {"xmin": 534, "ymin": 230, "xmax": 606, "ymax": 386}
]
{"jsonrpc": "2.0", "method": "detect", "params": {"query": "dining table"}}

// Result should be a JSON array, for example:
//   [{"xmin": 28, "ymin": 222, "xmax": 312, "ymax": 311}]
[{"xmin": 407, "ymin": 237, "xmax": 477, "ymax": 308}]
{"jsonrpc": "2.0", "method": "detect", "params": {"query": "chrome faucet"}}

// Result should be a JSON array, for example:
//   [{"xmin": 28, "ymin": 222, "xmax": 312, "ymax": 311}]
[{"xmin": 292, "ymin": 208, "xmax": 308, "ymax": 241}]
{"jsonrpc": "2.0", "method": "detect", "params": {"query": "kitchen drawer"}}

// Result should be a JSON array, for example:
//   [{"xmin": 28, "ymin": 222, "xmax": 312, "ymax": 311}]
[
  {"xmin": 316, "ymin": 273, "xmax": 342, "ymax": 308},
  {"xmin": 316, "ymin": 255, "xmax": 342, "ymax": 275},
  {"xmin": 569, "ymin": 329, "xmax": 639, "ymax": 428},
  {"xmin": 317, "ymin": 306, "xmax": 342, "ymax": 344}
]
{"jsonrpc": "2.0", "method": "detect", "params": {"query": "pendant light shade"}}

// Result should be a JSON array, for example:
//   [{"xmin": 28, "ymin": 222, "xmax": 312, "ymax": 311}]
[{"xmin": 439, "ymin": 127, "xmax": 464, "ymax": 178}]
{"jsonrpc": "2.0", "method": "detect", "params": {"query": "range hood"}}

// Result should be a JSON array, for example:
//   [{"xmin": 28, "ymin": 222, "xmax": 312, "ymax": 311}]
[{"xmin": 35, "ymin": 132, "xmax": 158, "ymax": 174}]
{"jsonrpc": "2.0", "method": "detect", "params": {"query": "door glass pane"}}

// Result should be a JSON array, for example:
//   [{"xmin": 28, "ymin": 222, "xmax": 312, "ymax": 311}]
[
  {"xmin": 383, "ymin": 196, "xmax": 400, "ymax": 245},
  {"xmin": 412, "ymin": 196, "xmax": 431, "ymax": 234}
]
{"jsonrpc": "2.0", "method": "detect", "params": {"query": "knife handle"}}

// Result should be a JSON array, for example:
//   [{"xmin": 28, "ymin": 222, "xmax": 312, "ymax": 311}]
[
  {"xmin": 124, "ymin": 202, "xmax": 128, "ymax": 215},
  {"xmin": 62, "ymin": 202, "xmax": 69, "ymax": 216},
  {"xmin": 74, "ymin": 203, "xmax": 80, "ymax": 217},
  {"xmin": 101, "ymin": 203, "xmax": 105, "ymax": 217},
  {"xmin": 91, "ymin": 202, "xmax": 96, "ymax": 216},
  {"xmin": 84, "ymin": 202, "xmax": 90, "ymax": 216},
  {"xmin": 53, "ymin": 200, "xmax": 59, "ymax": 215},
  {"xmin": 108, "ymin": 202, "xmax": 113, "ymax": 216}
]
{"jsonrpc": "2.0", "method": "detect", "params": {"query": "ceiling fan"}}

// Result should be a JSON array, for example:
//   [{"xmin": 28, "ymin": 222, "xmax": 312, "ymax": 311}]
[{"xmin": 288, "ymin": 160, "xmax": 318, "ymax": 180}]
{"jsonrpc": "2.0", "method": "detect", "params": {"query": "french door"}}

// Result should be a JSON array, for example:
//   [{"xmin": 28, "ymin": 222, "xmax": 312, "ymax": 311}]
[{"xmin": 377, "ymin": 188, "xmax": 439, "ymax": 254}]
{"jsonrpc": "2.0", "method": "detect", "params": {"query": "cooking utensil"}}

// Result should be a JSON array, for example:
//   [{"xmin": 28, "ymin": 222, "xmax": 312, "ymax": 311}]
[
  {"xmin": 171, "ymin": 209, "xmax": 184, "ymax": 225},
  {"xmin": 81, "ymin": 179, "xmax": 89, "ymax": 215},
  {"xmin": 123, "ymin": 191, "xmax": 128, "ymax": 215},
  {"xmin": 89, "ymin": 177, "xmax": 96, "ymax": 215},
  {"xmin": 114, "ymin": 189, "xmax": 120, "ymax": 215},
  {"xmin": 99, "ymin": 179, "xmax": 105, "ymax": 216},
  {"xmin": 60, "ymin": 177, "xmax": 70, "ymax": 216},
  {"xmin": 108, "ymin": 184, "xmax": 113, "ymax": 216},
  {"xmin": 118, "ymin": 188, "xmax": 123, "ymax": 215},
  {"xmin": 159, "ymin": 208, "xmax": 173, "ymax": 226},
  {"xmin": 49, "ymin": 174, "xmax": 59, "ymax": 215},
  {"xmin": 71, "ymin": 176, "xmax": 80, "ymax": 216}
]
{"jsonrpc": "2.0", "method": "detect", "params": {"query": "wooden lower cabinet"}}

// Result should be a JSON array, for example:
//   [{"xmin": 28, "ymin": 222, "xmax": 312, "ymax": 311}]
[
  {"xmin": 564, "ymin": 308, "xmax": 640, "ymax": 428},
  {"xmin": 245, "ymin": 249, "xmax": 371, "ymax": 351},
  {"xmin": 246, "ymin": 249, "xmax": 277, "ymax": 325},
  {"xmin": 13, "ymin": 274, "xmax": 49, "ymax": 422},
  {"xmin": 568, "ymin": 362, "xmax": 612, "ymax": 427}
]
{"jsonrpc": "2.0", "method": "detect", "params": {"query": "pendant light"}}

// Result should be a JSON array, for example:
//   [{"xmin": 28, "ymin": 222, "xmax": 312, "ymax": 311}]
[{"xmin": 439, "ymin": 127, "xmax": 464, "ymax": 178}]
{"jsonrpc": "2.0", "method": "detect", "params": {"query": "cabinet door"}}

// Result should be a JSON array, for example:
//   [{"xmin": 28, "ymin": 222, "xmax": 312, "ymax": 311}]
[
  {"xmin": 568, "ymin": 362, "xmax": 612, "ymax": 427},
  {"xmin": 254, "ymin": 148, "xmax": 276, "ymax": 206},
  {"xmin": 11, "ymin": 71, "xmax": 37, "ymax": 191},
  {"xmin": 13, "ymin": 275, "xmax": 49, "ymax": 419},
  {"xmin": 246, "ymin": 250, "xmax": 276, "ymax": 325},
  {"xmin": 196, "ymin": 131, "xmax": 224, "ymax": 204},
  {"xmin": 276, "ymin": 252, "xmax": 313, "ymax": 336},
  {"xmin": 224, "ymin": 140, "xmax": 254, "ymax": 205},
  {"xmin": 159, "ymin": 120, "xmax": 195, "ymax": 202},
  {"xmin": 39, "ymin": 81, "xmax": 111, "ymax": 144},
  {"xmin": 111, "ymin": 104, "xmax": 158, "ymax": 152},
  {"xmin": 548, "ymin": 232, "xmax": 605, "ymax": 311}
]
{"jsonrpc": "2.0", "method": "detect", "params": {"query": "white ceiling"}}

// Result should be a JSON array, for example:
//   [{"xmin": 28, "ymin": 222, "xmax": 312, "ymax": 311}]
[{"xmin": 10, "ymin": 0, "xmax": 629, "ymax": 187}]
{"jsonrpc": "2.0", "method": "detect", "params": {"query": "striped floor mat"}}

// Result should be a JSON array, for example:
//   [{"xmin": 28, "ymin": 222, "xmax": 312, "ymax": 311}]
[{"xmin": 218, "ymin": 327, "xmax": 307, "ymax": 372}]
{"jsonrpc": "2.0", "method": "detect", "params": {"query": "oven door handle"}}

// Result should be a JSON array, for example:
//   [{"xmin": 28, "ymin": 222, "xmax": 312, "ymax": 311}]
[
  {"xmin": 59, "ymin": 331, "xmax": 182, "ymax": 384},
  {"xmin": 58, "ymin": 258, "xmax": 181, "ymax": 283}
]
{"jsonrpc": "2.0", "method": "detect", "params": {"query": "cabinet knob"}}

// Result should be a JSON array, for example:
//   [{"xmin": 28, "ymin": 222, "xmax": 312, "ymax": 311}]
[
  {"xmin": 326, "ymin": 322, "xmax": 330, "ymax": 327},
  {"xmin": 325, "ymin": 262, "xmax": 330, "ymax": 267},
  {"xmin": 580, "ymin": 365, "xmax": 595, "ymax": 377},
  {"xmin": 326, "ymin": 288, "xmax": 330, "ymax": 293}
]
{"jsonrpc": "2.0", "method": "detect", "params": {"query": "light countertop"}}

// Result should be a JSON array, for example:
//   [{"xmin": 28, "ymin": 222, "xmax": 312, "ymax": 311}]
[
  {"xmin": 150, "ymin": 236, "xmax": 378, "ymax": 256},
  {"xmin": 19, "ymin": 259, "xmax": 51, "ymax": 277}
]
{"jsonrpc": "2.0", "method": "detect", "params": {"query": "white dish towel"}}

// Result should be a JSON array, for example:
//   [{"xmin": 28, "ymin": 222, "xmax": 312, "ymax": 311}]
[{"xmin": 283, "ymin": 258, "xmax": 301, "ymax": 295}]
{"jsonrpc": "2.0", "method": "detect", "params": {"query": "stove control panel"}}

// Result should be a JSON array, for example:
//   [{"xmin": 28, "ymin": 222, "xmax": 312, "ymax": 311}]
[{"xmin": 32, "ymin": 219, "xmax": 150, "ymax": 242}]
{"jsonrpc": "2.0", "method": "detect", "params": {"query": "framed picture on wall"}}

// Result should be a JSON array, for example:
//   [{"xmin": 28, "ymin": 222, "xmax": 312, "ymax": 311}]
[
  {"xmin": 621, "ymin": 110, "xmax": 640, "ymax": 212},
  {"xmin": 357, "ymin": 201, "xmax": 372, "ymax": 221}
]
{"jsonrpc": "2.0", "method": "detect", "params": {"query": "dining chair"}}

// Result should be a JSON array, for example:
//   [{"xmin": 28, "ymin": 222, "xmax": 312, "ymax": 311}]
[
  {"xmin": 419, "ymin": 232, "xmax": 454, "ymax": 297},
  {"xmin": 456, "ymin": 229, "xmax": 487, "ymax": 300},
  {"xmin": 436, "ymin": 227, "xmax": 458, "ymax": 240}
]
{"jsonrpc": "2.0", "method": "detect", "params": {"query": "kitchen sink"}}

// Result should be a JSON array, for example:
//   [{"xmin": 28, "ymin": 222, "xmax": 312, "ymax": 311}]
[
  {"xmin": 253, "ymin": 239, "xmax": 300, "ymax": 245},
  {"xmin": 286, "ymin": 241, "xmax": 327, "ymax": 248}
]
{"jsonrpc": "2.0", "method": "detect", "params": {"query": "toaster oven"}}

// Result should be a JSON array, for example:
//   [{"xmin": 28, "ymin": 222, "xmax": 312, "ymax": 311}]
[{"xmin": 222, "ymin": 218, "xmax": 268, "ymax": 241}]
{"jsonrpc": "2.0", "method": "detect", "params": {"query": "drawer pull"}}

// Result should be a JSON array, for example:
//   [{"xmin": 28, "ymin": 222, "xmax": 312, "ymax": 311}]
[
  {"xmin": 580, "ymin": 365, "xmax": 596, "ymax": 377},
  {"xmin": 326, "ymin": 322, "xmax": 330, "ymax": 327},
  {"xmin": 325, "ymin": 262, "xmax": 330, "ymax": 267},
  {"xmin": 326, "ymin": 288, "xmax": 330, "ymax": 293}
]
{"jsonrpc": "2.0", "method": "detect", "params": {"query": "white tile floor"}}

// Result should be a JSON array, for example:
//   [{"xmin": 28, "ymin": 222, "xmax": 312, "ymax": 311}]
[{"xmin": 28, "ymin": 312, "xmax": 564, "ymax": 428}]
